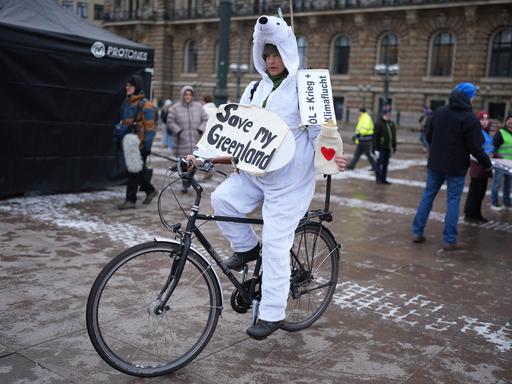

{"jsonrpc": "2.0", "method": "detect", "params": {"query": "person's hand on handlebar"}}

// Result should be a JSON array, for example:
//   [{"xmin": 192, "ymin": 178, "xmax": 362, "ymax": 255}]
[
  {"xmin": 334, "ymin": 154, "xmax": 348, "ymax": 172},
  {"xmin": 185, "ymin": 154, "xmax": 198, "ymax": 172}
]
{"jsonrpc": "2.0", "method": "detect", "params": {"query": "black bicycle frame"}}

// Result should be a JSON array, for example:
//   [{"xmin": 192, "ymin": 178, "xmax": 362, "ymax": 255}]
[{"xmin": 157, "ymin": 172, "xmax": 333, "ymax": 312}]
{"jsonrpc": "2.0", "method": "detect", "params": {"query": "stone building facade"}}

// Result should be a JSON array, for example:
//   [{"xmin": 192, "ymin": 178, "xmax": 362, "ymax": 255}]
[
  {"xmin": 57, "ymin": 0, "xmax": 105, "ymax": 25},
  {"xmin": 102, "ymin": 0, "xmax": 512, "ymax": 126}
]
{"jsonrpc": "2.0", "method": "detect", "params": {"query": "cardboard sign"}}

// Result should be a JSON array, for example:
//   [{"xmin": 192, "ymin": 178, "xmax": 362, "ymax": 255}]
[
  {"xmin": 297, "ymin": 69, "xmax": 336, "ymax": 125},
  {"xmin": 196, "ymin": 103, "xmax": 294, "ymax": 174}
]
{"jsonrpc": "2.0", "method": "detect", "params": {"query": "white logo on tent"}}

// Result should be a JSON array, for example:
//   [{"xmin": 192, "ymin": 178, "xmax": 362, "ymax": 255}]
[{"xmin": 91, "ymin": 41, "xmax": 106, "ymax": 58}]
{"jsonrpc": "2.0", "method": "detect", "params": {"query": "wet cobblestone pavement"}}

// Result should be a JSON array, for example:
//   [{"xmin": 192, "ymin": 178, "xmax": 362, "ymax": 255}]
[{"xmin": 1, "ymin": 131, "xmax": 511, "ymax": 383}]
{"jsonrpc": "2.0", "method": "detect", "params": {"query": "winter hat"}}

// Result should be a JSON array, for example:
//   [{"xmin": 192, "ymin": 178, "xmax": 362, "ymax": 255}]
[
  {"xmin": 181, "ymin": 85, "xmax": 194, "ymax": 98},
  {"xmin": 381, "ymin": 106, "xmax": 392, "ymax": 116},
  {"xmin": 454, "ymin": 82, "xmax": 477, "ymax": 101},
  {"xmin": 475, "ymin": 111, "xmax": 488, "ymax": 120},
  {"xmin": 252, "ymin": 15, "xmax": 299, "ymax": 77},
  {"xmin": 128, "ymin": 74, "xmax": 144, "ymax": 94},
  {"xmin": 163, "ymin": 99, "xmax": 172, "ymax": 107}
]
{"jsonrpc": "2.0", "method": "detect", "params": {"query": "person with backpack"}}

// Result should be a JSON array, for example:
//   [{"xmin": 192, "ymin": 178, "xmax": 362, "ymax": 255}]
[
  {"xmin": 189, "ymin": 15, "xmax": 347, "ymax": 340},
  {"xmin": 114, "ymin": 74, "xmax": 158, "ymax": 210}
]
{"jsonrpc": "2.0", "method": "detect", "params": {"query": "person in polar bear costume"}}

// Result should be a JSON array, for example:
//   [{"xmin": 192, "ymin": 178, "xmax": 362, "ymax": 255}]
[{"xmin": 209, "ymin": 15, "xmax": 347, "ymax": 339}]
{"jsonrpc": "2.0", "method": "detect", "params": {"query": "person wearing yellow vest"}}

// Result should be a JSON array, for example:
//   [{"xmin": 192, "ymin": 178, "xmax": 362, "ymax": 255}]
[
  {"xmin": 347, "ymin": 108, "xmax": 377, "ymax": 171},
  {"xmin": 491, "ymin": 114, "xmax": 512, "ymax": 210}
]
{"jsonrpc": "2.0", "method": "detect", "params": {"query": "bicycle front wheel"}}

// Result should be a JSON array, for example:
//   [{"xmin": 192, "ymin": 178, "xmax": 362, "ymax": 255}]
[
  {"xmin": 86, "ymin": 241, "xmax": 222, "ymax": 377},
  {"xmin": 281, "ymin": 223, "xmax": 339, "ymax": 332}
]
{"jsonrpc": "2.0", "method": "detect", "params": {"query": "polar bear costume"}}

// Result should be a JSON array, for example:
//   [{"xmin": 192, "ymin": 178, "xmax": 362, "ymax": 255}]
[{"xmin": 211, "ymin": 16, "xmax": 320, "ymax": 322}]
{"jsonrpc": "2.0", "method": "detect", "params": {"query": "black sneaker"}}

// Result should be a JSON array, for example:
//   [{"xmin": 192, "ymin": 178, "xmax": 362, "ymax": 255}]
[
  {"xmin": 247, "ymin": 319, "xmax": 284, "ymax": 340},
  {"xmin": 225, "ymin": 243, "xmax": 260, "ymax": 270}
]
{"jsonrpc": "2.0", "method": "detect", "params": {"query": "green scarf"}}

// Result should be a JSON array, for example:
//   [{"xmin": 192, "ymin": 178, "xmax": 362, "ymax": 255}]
[{"xmin": 262, "ymin": 70, "xmax": 288, "ymax": 108}]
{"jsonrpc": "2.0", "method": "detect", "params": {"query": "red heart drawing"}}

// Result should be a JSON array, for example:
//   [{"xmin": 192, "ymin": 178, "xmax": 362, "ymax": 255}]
[{"xmin": 321, "ymin": 146, "xmax": 336, "ymax": 161}]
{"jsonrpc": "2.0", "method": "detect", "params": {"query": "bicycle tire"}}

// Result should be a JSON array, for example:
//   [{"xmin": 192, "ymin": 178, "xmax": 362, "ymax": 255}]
[
  {"xmin": 281, "ymin": 222, "xmax": 339, "ymax": 332},
  {"xmin": 86, "ymin": 241, "xmax": 222, "ymax": 377}
]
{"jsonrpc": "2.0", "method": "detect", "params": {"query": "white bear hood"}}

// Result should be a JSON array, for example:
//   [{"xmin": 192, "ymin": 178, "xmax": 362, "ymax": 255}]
[{"xmin": 252, "ymin": 15, "xmax": 299, "ymax": 78}]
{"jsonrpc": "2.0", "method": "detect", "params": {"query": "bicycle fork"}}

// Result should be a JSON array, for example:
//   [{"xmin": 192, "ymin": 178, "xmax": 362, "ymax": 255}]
[{"xmin": 154, "ymin": 204, "xmax": 200, "ymax": 314}]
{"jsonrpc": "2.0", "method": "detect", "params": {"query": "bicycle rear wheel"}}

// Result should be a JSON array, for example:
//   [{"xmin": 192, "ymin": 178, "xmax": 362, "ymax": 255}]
[
  {"xmin": 281, "ymin": 223, "xmax": 339, "ymax": 332},
  {"xmin": 86, "ymin": 241, "xmax": 222, "ymax": 377}
]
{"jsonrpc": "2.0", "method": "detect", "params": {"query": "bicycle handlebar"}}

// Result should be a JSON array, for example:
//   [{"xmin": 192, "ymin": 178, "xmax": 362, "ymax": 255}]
[{"xmin": 150, "ymin": 152, "xmax": 238, "ymax": 174}]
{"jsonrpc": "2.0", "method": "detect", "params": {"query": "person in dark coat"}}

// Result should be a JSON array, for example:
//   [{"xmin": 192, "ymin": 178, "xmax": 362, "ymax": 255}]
[
  {"xmin": 373, "ymin": 107, "xmax": 397, "ymax": 184},
  {"xmin": 115, "ymin": 74, "xmax": 158, "ymax": 210},
  {"xmin": 411, "ymin": 82, "xmax": 492, "ymax": 251},
  {"xmin": 463, "ymin": 111, "xmax": 494, "ymax": 223}
]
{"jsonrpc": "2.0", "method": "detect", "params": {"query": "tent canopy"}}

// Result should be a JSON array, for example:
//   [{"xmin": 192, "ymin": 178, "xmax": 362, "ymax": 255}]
[{"xmin": 0, "ymin": 0, "xmax": 154, "ymax": 198}]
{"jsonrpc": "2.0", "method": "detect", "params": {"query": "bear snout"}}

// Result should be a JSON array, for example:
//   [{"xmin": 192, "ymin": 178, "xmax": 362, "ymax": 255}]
[{"xmin": 258, "ymin": 16, "xmax": 268, "ymax": 24}]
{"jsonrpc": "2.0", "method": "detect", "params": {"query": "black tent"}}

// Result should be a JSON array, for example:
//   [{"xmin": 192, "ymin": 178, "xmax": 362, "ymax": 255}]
[{"xmin": 0, "ymin": 0, "xmax": 154, "ymax": 198}]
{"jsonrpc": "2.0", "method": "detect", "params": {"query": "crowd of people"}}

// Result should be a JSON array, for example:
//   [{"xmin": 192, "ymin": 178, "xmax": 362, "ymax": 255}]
[{"xmin": 343, "ymin": 82, "xmax": 510, "ymax": 251}]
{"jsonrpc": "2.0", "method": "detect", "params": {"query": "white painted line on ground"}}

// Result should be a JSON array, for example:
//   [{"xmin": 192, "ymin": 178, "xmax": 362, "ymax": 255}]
[
  {"xmin": 317, "ymin": 194, "xmax": 512, "ymax": 233},
  {"xmin": 0, "ymin": 190, "xmax": 173, "ymax": 248}
]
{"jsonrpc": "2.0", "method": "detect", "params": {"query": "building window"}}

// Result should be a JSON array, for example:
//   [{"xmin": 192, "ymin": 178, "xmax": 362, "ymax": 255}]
[
  {"xmin": 332, "ymin": 35, "xmax": 350, "ymax": 75},
  {"xmin": 184, "ymin": 40, "xmax": 198, "ymax": 73},
  {"xmin": 489, "ymin": 102, "xmax": 507, "ymax": 122},
  {"xmin": 489, "ymin": 29, "xmax": 512, "ymax": 77},
  {"xmin": 429, "ymin": 32, "xmax": 454, "ymax": 77},
  {"xmin": 62, "ymin": 0, "xmax": 73, "ymax": 12},
  {"xmin": 297, "ymin": 36, "xmax": 308, "ymax": 69},
  {"xmin": 378, "ymin": 32, "xmax": 398, "ymax": 66},
  {"xmin": 94, "ymin": 4, "xmax": 104, "ymax": 20},
  {"xmin": 76, "ymin": 2, "xmax": 88, "ymax": 18},
  {"xmin": 249, "ymin": 47, "xmax": 258, "ymax": 73},
  {"xmin": 333, "ymin": 96, "xmax": 344, "ymax": 121}
]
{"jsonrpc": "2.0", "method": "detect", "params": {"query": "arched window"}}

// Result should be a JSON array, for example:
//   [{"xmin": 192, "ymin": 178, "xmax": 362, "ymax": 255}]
[
  {"xmin": 429, "ymin": 32, "xmax": 454, "ymax": 76},
  {"xmin": 378, "ymin": 32, "xmax": 398, "ymax": 65},
  {"xmin": 297, "ymin": 36, "xmax": 308, "ymax": 69},
  {"xmin": 184, "ymin": 40, "xmax": 198, "ymax": 73},
  {"xmin": 332, "ymin": 34, "xmax": 350, "ymax": 75},
  {"xmin": 489, "ymin": 29, "xmax": 512, "ymax": 77}
]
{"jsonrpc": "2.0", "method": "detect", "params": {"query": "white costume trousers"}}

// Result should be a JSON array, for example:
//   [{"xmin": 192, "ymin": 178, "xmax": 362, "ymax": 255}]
[{"xmin": 211, "ymin": 136, "xmax": 316, "ymax": 321}]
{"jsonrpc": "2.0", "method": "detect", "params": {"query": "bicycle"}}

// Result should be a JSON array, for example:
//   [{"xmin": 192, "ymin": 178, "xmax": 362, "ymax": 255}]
[{"xmin": 86, "ymin": 155, "xmax": 341, "ymax": 377}]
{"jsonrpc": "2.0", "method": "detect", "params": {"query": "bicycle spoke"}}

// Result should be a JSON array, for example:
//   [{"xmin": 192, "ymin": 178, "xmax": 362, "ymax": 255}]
[{"xmin": 282, "ymin": 224, "xmax": 338, "ymax": 331}]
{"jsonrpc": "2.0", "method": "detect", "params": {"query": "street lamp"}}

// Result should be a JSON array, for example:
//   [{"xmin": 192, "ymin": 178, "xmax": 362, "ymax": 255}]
[
  {"xmin": 214, "ymin": 0, "xmax": 231, "ymax": 106},
  {"xmin": 357, "ymin": 84, "xmax": 372, "ymax": 109},
  {"xmin": 229, "ymin": 63, "xmax": 249, "ymax": 101},
  {"xmin": 375, "ymin": 63, "xmax": 399, "ymax": 112}
]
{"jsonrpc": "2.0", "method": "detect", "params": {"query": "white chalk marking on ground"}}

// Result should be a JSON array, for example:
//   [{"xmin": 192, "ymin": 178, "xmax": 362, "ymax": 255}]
[
  {"xmin": 317, "ymin": 194, "xmax": 512, "ymax": 233},
  {"xmin": 0, "ymin": 190, "xmax": 173, "ymax": 248},
  {"xmin": 461, "ymin": 316, "xmax": 512, "ymax": 353},
  {"xmin": 333, "ymin": 281, "xmax": 512, "ymax": 352}
]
